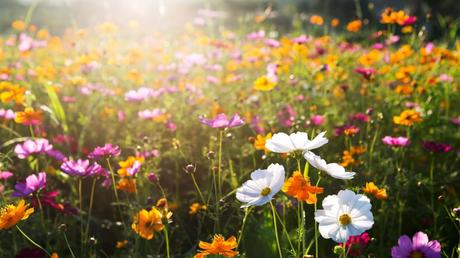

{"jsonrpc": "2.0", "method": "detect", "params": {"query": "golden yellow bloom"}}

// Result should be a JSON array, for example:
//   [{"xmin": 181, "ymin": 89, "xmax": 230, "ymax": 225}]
[
  {"xmin": 380, "ymin": 8, "xmax": 408, "ymax": 25},
  {"xmin": 0, "ymin": 82, "xmax": 26, "ymax": 104},
  {"xmin": 282, "ymin": 171, "xmax": 323, "ymax": 204},
  {"xmin": 363, "ymin": 182, "xmax": 388, "ymax": 200},
  {"xmin": 194, "ymin": 235, "xmax": 239, "ymax": 258},
  {"xmin": 347, "ymin": 20, "xmax": 362, "ymax": 32},
  {"xmin": 15, "ymin": 108, "xmax": 43, "ymax": 126},
  {"xmin": 254, "ymin": 133, "xmax": 272, "ymax": 152},
  {"xmin": 310, "ymin": 15, "xmax": 324, "ymax": 26},
  {"xmin": 253, "ymin": 76, "xmax": 276, "ymax": 91},
  {"xmin": 402, "ymin": 26, "xmax": 413, "ymax": 34},
  {"xmin": 188, "ymin": 203, "xmax": 207, "ymax": 215},
  {"xmin": 341, "ymin": 146, "xmax": 366, "ymax": 167},
  {"xmin": 393, "ymin": 109, "xmax": 422, "ymax": 126},
  {"xmin": 0, "ymin": 200, "xmax": 34, "ymax": 230},
  {"xmin": 331, "ymin": 18, "xmax": 340, "ymax": 27},
  {"xmin": 116, "ymin": 240, "xmax": 129, "ymax": 249},
  {"xmin": 117, "ymin": 156, "xmax": 144, "ymax": 177},
  {"xmin": 11, "ymin": 20, "xmax": 26, "ymax": 31},
  {"xmin": 131, "ymin": 207, "xmax": 164, "ymax": 240}
]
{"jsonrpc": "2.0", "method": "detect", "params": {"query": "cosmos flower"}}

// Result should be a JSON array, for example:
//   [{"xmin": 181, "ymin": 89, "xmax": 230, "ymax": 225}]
[
  {"xmin": 363, "ymin": 182, "xmax": 388, "ymax": 200},
  {"xmin": 339, "ymin": 232, "xmax": 371, "ymax": 257},
  {"xmin": 282, "ymin": 171, "xmax": 323, "ymax": 203},
  {"xmin": 12, "ymin": 172, "xmax": 46, "ymax": 197},
  {"xmin": 14, "ymin": 138, "xmax": 53, "ymax": 159},
  {"xmin": 393, "ymin": 110, "xmax": 422, "ymax": 126},
  {"xmin": 199, "ymin": 113, "xmax": 244, "ymax": 129},
  {"xmin": 236, "ymin": 163, "xmax": 285, "ymax": 208},
  {"xmin": 60, "ymin": 159, "xmax": 107, "ymax": 177},
  {"xmin": 131, "ymin": 207, "xmax": 164, "ymax": 240},
  {"xmin": 0, "ymin": 171, "xmax": 13, "ymax": 180},
  {"xmin": 304, "ymin": 151, "xmax": 356, "ymax": 180},
  {"xmin": 310, "ymin": 115, "xmax": 325, "ymax": 126},
  {"xmin": 88, "ymin": 144, "xmax": 121, "ymax": 159},
  {"xmin": 422, "ymin": 141, "xmax": 452, "ymax": 153},
  {"xmin": 315, "ymin": 190, "xmax": 374, "ymax": 243},
  {"xmin": 118, "ymin": 156, "xmax": 144, "ymax": 177},
  {"xmin": 382, "ymin": 136, "xmax": 410, "ymax": 148},
  {"xmin": 391, "ymin": 231, "xmax": 441, "ymax": 258},
  {"xmin": 0, "ymin": 108, "xmax": 15, "ymax": 120},
  {"xmin": 0, "ymin": 200, "xmax": 34, "ymax": 230},
  {"xmin": 265, "ymin": 131, "xmax": 328, "ymax": 154},
  {"xmin": 194, "ymin": 235, "xmax": 239, "ymax": 258},
  {"xmin": 253, "ymin": 133, "xmax": 272, "ymax": 152},
  {"xmin": 14, "ymin": 107, "xmax": 43, "ymax": 126},
  {"xmin": 355, "ymin": 67, "xmax": 376, "ymax": 80}
]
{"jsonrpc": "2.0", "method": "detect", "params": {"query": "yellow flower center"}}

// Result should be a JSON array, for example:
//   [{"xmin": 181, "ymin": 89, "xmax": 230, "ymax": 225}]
[
  {"xmin": 339, "ymin": 214, "xmax": 352, "ymax": 226},
  {"xmin": 410, "ymin": 251, "xmax": 423, "ymax": 258},
  {"xmin": 260, "ymin": 187, "xmax": 271, "ymax": 196}
]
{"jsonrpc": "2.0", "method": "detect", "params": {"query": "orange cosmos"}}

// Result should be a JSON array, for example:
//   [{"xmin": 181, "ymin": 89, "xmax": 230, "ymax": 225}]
[
  {"xmin": 282, "ymin": 171, "xmax": 324, "ymax": 204},
  {"xmin": 194, "ymin": 235, "xmax": 239, "ymax": 258},
  {"xmin": 0, "ymin": 200, "xmax": 34, "ymax": 230},
  {"xmin": 15, "ymin": 107, "xmax": 43, "ymax": 126},
  {"xmin": 363, "ymin": 182, "xmax": 388, "ymax": 200}
]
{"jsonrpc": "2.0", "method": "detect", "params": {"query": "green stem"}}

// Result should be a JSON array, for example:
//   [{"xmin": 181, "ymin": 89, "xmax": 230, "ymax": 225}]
[
  {"xmin": 191, "ymin": 174, "xmax": 206, "ymax": 205},
  {"xmin": 163, "ymin": 225, "xmax": 171, "ymax": 258},
  {"xmin": 63, "ymin": 231, "xmax": 77, "ymax": 258},
  {"xmin": 217, "ymin": 129, "xmax": 224, "ymax": 198},
  {"xmin": 24, "ymin": 0, "xmax": 40, "ymax": 25},
  {"xmin": 16, "ymin": 225, "xmax": 50, "ymax": 256},
  {"xmin": 237, "ymin": 207, "xmax": 251, "ymax": 245},
  {"xmin": 78, "ymin": 179, "xmax": 84, "ymax": 256},
  {"xmin": 106, "ymin": 158, "xmax": 126, "ymax": 228},
  {"xmin": 85, "ymin": 178, "xmax": 97, "ymax": 244},
  {"xmin": 314, "ymin": 176, "xmax": 322, "ymax": 258},
  {"xmin": 270, "ymin": 201, "xmax": 283, "ymax": 258}
]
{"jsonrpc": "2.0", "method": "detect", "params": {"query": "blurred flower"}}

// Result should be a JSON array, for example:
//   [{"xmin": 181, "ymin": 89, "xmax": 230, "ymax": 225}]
[
  {"xmin": 422, "ymin": 141, "xmax": 452, "ymax": 153},
  {"xmin": 304, "ymin": 151, "xmax": 356, "ymax": 180},
  {"xmin": 393, "ymin": 110, "xmax": 422, "ymax": 126},
  {"xmin": 254, "ymin": 133, "xmax": 272, "ymax": 152},
  {"xmin": 335, "ymin": 125, "xmax": 360, "ymax": 136},
  {"xmin": 116, "ymin": 240, "xmax": 129, "ymax": 249},
  {"xmin": 131, "ymin": 207, "xmax": 163, "ymax": 240},
  {"xmin": 199, "ymin": 113, "xmax": 244, "ymax": 129},
  {"xmin": 253, "ymin": 75, "xmax": 276, "ymax": 91},
  {"xmin": 188, "ymin": 203, "xmax": 207, "ymax": 215},
  {"xmin": 450, "ymin": 116, "xmax": 460, "ymax": 126},
  {"xmin": 277, "ymin": 105, "xmax": 296, "ymax": 127},
  {"xmin": 117, "ymin": 178, "xmax": 137, "ymax": 193},
  {"xmin": 315, "ymin": 190, "xmax": 374, "ymax": 243},
  {"xmin": 0, "ymin": 200, "xmax": 34, "ymax": 230},
  {"xmin": 347, "ymin": 20, "xmax": 362, "ymax": 32},
  {"xmin": 310, "ymin": 115, "xmax": 325, "ymax": 126},
  {"xmin": 118, "ymin": 156, "xmax": 144, "ymax": 177},
  {"xmin": 14, "ymin": 107, "xmax": 43, "ymax": 126},
  {"xmin": 194, "ymin": 235, "xmax": 238, "ymax": 258},
  {"xmin": 391, "ymin": 231, "xmax": 441, "ymax": 258},
  {"xmin": 61, "ymin": 159, "xmax": 107, "ymax": 177},
  {"xmin": 363, "ymin": 182, "xmax": 388, "ymax": 200},
  {"xmin": 350, "ymin": 112, "xmax": 370, "ymax": 123},
  {"xmin": 331, "ymin": 18, "xmax": 340, "ymax": 27},
  {"xmin": 265, "ymin": 131, "xmax": 328, "ymax": 154},
  {"xmin": 0, "ymin": 171, "xmax": 13, "ymax": 180},
  {"xmin": 341, "ymin": 146, "xmax": 366, "ymax": 167},
  {"xmin": 338, "ymin": 232, "xmax": 371, "ymax": 257},
  {"xmin": 282, "ymin": 171, "xmax": 323, "ymax": 203},
  {"xmin": 355, "ymin": 67, "xmax": 376, "ymax": 80},
  {"xmin": 310, "ymin": 15, "xmax": 324, "ymax": 26},
  {"xmin": 14, "ymin": 138, "xmax": 53, "ymax": 159},
  {"xmin": 147, "ymin": 172, "xmax": 158, "ymax": 183},
  {"xmin": 382, "ymin": 136, "xmax": 410, "ymax": 148},
  {"xmin": 0, "ymin": 108, "xmax": 15, "ymax": 120},
  {"xmin": 12, "ymin": 172, "xmax": 46, "ymax": 197},
  {"xmin": 438, "ymin": 74, "xmax": 453, "ymax": 83},
  {"xmin": 236, "ymin": 163, "xmax": 285, "ymax": 208},
  {"xmin": 88, "ymin": 144, "xmax": 121, "ymax": 159}
]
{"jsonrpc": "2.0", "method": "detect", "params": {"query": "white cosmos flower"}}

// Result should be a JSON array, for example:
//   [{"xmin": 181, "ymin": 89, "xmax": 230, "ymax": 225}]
[
  {"xmin": 265, "ymin": 131, "xmax": 328, "ymax": 154},
  {"xmin": 304, "ymin": 151, "xmax": 356, "ymax": 180},
  {"xmin": 236, "ymin": 163, "xmax": 285, "ymax": 208},
  {"xmin": 315, "ymin": 190, "xmax": 374, "ymax": 243}
]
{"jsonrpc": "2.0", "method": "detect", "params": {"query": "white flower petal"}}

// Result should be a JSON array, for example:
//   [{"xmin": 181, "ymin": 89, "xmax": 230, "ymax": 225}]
[
  {"xmin": 289, "ymin": 132, "xmax": 310, "ymax": 150},
  {"xmin": 304, "ymin": 131, "xmax": 328, "ymax": 150},
  {"xmin": 265, "ymin": 132, "xmax": 295, "ymax": 153}
]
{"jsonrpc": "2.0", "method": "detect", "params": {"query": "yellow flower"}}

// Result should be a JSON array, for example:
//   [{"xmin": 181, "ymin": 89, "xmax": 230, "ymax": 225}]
[
  {"xmin": 347, "ymin": 20, "xmax": 362, "ymax": 32},
  {"xmin": 393, "ymin": 109, "xmax": 422, "ymax": 126},
  {"xmin": 11, "ymin": 20, "xmax": 26, "ymax": 31},
  {"xmin": 131, "ymin": 207, "xmax": 164, "ymax": 240},
  {"xmin": 117, "ymin": 156, "xmax": 144, "ymax": 177},
  {"xmin": 0, "ymin": 82, "xmax": 26, "ymax": 104},
  {"xmin": 0, "ymin": 200, "xmax": 34, "ymax": 230},
  {"xmin": 96, "ymin": 22, "xmax": 118, "ymax": 33},
  {"xmin": 253, "ymin": 76, "xmax": 276, "ymax": 91},
  {"xmin": 310, "ymin": 15, "xmax": 324, "ymax": 26},
  {"xmin": 194, "ymin": 235, "xmax": 239, "ymax": 258},
  {"xmin": 363, "ymin": 182, "xmax": 388, "ymax": 200},
  {"xmin": 282, "ymin": 171, "xmax": 323, "ymax": 204},
  {"xmin": 15, "ymin": 108, "xmax": 43, "ymax": 126},
  {"xmin": 254, "ymin": 133, "xmax": 272, "ymax": 152},
  {"xmin": 188, "ymin": 203, "xmax": 207, "ymax": 215},
  {"xmin": 116, "ymin": 240, "xmax": 129, "ymax": 249}
]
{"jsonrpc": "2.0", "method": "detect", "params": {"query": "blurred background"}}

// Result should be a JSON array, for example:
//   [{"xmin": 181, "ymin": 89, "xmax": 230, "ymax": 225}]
[{"xmin": 0, "ymin": 0, "xmax": 459, "ymax": 37}]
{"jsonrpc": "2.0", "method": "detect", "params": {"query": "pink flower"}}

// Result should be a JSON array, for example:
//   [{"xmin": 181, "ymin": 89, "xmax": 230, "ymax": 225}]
[
  {"xmin": 199, "ymin": 113, "xmax": 244, "ymax": 129},
  {"xmin": 12, "ymin": 172, "xmax": 46, "ymax": 197},
  {"xmin": 14, "ymin": 138, "xmax": 53, "ymax": 159},
  {"xmin": 382, "ymin": 136, "xmax": 410, "ymax": 147},
  {"xmin": 310, "ymin": 115, "xmax": 325, "ymax": 126},
  {"xmin": 438, "ymin": 74, "xmax": 453, "ymax": 83},
  {"xmin": 391, "ymin": 231, "xmax": 440, "ymax": 258},
  {"xmin": 277, "ymin": 105, "xmax": 296, "ymax": 127},
  {"xmin": 0, "ymin": 171, "xmax": 13, "ymax": 180},
  {"xmin": 339, "ymin": 232, "xmax": 371, "ymax": 257},
  {"xmin": 403, "ymin": 16, "xmax": 417, "ymax": 26},
  {"xmin": 355, "ymin": 67, "xmax": 376, "ymax": 80}
]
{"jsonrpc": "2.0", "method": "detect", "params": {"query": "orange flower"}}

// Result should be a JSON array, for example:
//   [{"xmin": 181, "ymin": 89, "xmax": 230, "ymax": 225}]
[
  {"xmin": 50, "ymin": 253, "xmax": 58, "ymax": 258},
  {"xmin": 282, "ymin": 171, "xmax": 323, "ymax": 204},
  {"xmin": 117, "ymin": 178, "xmax": 137, "ymax": 193},
  {"xmin": 0, "ymin": 82, "xmax": 26, "ymax": 104},
  {"xmin": 14, "ymin": 108, "xmax": 43, "ymax": 126},
  {"xmin": 331, "ymin": 18, "xmax": 340, "ymax": 27},
  {"xmin": 11, "ymin": 20, "xmax": 26, "ymax": 31},
  {"xmin": 310, "ymin": 15, "xmax": 324, "ymax": 26},
  {"xmin": 117, "ymin": 156, "xmax": 144, "ymax": 177},
  {"xmin": 131, "ymin": 207, "xmax": 164, "ymax": 240},
  {"xmin": 347, "ymin": 20, "xmax": 362, "ymax": 32},
  {"xmin": 188, "ymin": 203, "xmax": 207, "ymax": 215},
  {"xmin": 194, "ymin": 235, "xmax": 239, "ymax": 258},
  {"xmin": 363, "ymin": 182, "xmax": 388, "ymax": 200},
  {"xmin": 0, "ymin": 200, "xmax": 34, "ymax": 230},
  {"xmin": 393, "ymin": 109, "xmax": 422, "ymax": 126},
  {"xmin": 254, "ymin": 133, "xmax": 272, "ymax": 152},
  {"xmin": 116, "ymin": 240, "xmax": 129, "ymax": 249}
]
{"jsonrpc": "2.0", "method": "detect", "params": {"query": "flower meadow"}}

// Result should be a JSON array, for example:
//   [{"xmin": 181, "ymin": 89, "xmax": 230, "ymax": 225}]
[{"xmin": 0, "ymin": 6, "xmax": 459, "ymax": 258}]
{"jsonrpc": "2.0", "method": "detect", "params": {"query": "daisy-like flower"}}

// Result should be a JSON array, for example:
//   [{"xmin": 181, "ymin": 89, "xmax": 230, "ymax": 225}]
[
  {"xmin": 14, "ymin": 107, "xmax": 43, "ymax": 126},
  {"xmin": 0, "ymin": 200, "xmax": 34, "ymax": 230},
  {"xmin": 363, "ymin": 182, "xmax": 388, "ymax": 200},
  {"xmin": 282, "ymin": 171, "xmax": 323, "ymax": 204},
  {"xmin": 88, "ymin": 143, "xmax": 121, "ymax": 159},
  {"xmin": 236, "ymin": 163, "xmax": 285, "ymax": 208},
  {"xmin": 391, "ymin": 231, "xmax": 441, "ymax": 258},
  {"xmin": 14, "ymin": 138, "xmax": 53, "ymax": 159},
  {"xmin": 265, "ymin": 131, "xmax": 328, "ymax": 154},
  {"xmin": 304, "ymin": 151, "xmax": 356, "ymax": 180},
  {"xmin": 253, "ymin": 133, "xmax": 272, "ymax": 152},
  {"xmin": 199, "ymin": 113, "xmax": 244, "ymax": 129},
  {"xmin": 12, "ymin": 172, "xmax": 46, "ymax": 197},
  {"xmin": 315, "ymin": 190, "xmax": 374, "ymax": 243},
  {"xmin": 194, "ymin": 234, "xmax": 239, "ymax": 258},
  {"xmin": 131, "ymin": 207, "xmax": 164, "ymax": 240},
  {"xmin": 60, "ymin": 159, "xmax": 107, "ymax": 177}
]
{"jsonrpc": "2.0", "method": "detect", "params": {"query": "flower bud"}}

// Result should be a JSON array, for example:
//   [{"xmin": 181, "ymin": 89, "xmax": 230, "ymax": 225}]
[
  {"xmin": 147, "ymin": 172, "xmax": 158, "ymax": 183},
  {"xmin": 333, "ymin": 245, "xmax": 345, "ymax": 255},
  {"xmin": 184, "ymin": 164, "xmax": 196, "ymax": 174}
]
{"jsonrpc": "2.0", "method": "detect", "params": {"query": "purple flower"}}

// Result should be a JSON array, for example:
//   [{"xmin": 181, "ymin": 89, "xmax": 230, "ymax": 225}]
[
  {"xmin": 12, "ymin": 172, "xmax": 46, "ymax": 197},
  {"xmin": 422, "ymin": 141, "xmax": 452, "ymax": 153},
  {"xmin": 450, "ymin": 116, "xmax": 460, "ymax": 126},
  {"xmin": 14, "ymin": 138, "xmax": 53, "ymax": 159},
  {"xmin": 199, "ymin": 113, "xmax": 244, "ymax": 129},
  {"xmin": 46, "ymin": 149, "xmax": 66, "ymax": 161},
  {"xmin": 61, "ymin": 159, "xmax": 107, "ymax": 177},
  {"xmin": 277, "ymin": 105, "xmax": 296, "ymax": 127},
  {"xmin": 382, "ymin": 136, "xmax": 410, "ymax": 148},
  {"xmin": 0, "ymin": 108, "xmax": 15, "ymax": 120},
  {"xmin": 88, "ymin": 144, "xmax": 121, "ymax": 159},
  {"xmin": 391, "ymin": 231, "xmax": 441, "ymax": 258}
]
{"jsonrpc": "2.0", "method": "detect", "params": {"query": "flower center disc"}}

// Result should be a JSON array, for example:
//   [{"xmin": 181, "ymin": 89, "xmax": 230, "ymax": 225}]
[
  {"xmin": 410, "ymin": 251, "xmax": 423, "ymax": 258},
  {"xmin": 260, "ymin": 187, "xmax": 271, "ymax": 196},
  {"xmin": 339, "ymin": 214, "xmax": 352, "ymax": 226}
]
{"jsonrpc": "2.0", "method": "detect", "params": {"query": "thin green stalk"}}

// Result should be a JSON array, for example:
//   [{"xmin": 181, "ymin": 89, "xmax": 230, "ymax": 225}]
[
  {"xmin": 106, "ymin": 158, "xmax": 126, "ymax": 228},
  {"xmin": 270, "ymin": 201, "xmax": 283, "ymax": 258},
  {"xmin": 163, "ymin": 225, "xmax": 171, "ymax": 258},
  {"xmin": 273, "ymin": 204, "xmax": 296, "ymax": 254},
  {"xmin": 24, "ymin": 0, "xmax": 40, "ymax": 25},
  {"xmin": 191, "ymin": 174, "xmax": 206, "ymax": 205},
  {"xmin": 430, "ymin": 156, "xmax": 436, "ymax": 234},
  {"xmin": 314, "ymin": 176, "xmax": 322, "ymax": 258},
  {"xmin": 63, "ymin": 230, "xmax": 77, "ymax": 258},
  {"xmin": 217, "ymin": 129, "xmax": 224, "ymax": 198},
  {"xmin": 16, "ymin": 225, "xmax": 50, "ymax": 256},
  {"xmin": 237, "ymin": 207, "xmax": 251, "ymax": 245},
  {"xmin": 85, "ymin": 178, "xmax": 97, "ymax": 245}
]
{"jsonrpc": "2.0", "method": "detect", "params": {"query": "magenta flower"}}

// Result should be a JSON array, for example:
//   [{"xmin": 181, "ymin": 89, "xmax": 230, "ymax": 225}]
[
  {"xmin": 0, "ymin": 171, "xmax": 13, "ymax": 180},
  {"xmin": 14, "ymin": 138, "xmax": 53, "ymax": 159},
  {"xmin": 0, "ymin": 108, "xmax": 15, "ymax": 120},
  {"xmin": 199, "ymin": 113, "xmax": 244, "ymax": 129},
  {"xmin": 277, "ymin": 105, "xmax": 296, "ymax": 127},
  {"xmin": 339, "ymin": 232, "xmax": 371, "ymax": 257},
  {"xmin": 355, "ymin": 67, "xmax": 376, "ymax": 80},
  {"xmin": 391, "ymin": 231, "xmax": 441, "ymax": 258},
  {"xmin": 310, "ymin": 115, "xmax": 325, "ymax": 126},
  {"xmin": 450, "ymin": 116, "xmax": 460, "ymax": 126},
  {"xmin": 350, "ymin": 112, "xmax": 370, "ymax": 123},
  {"xmin": 88, "ymin": 144, "xmax": 121, "ymax": 159},
  {"xmin": 61, "ymin": 159, "xmax": 107, "ymax": 177},
  {"xmin": 12, "ymin": 172, "xmax": 46, "ymax": 197},
  {"xmin": 403, "ymin": 16, "xmax": 417, "ymax": 26},
  {"xmin": 382, "ymin": 136, "xmax": 410, "ymax": 148},
  {"xmin": 422, "ymin": 141, "xmax": 452, "ymax": 153}
]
